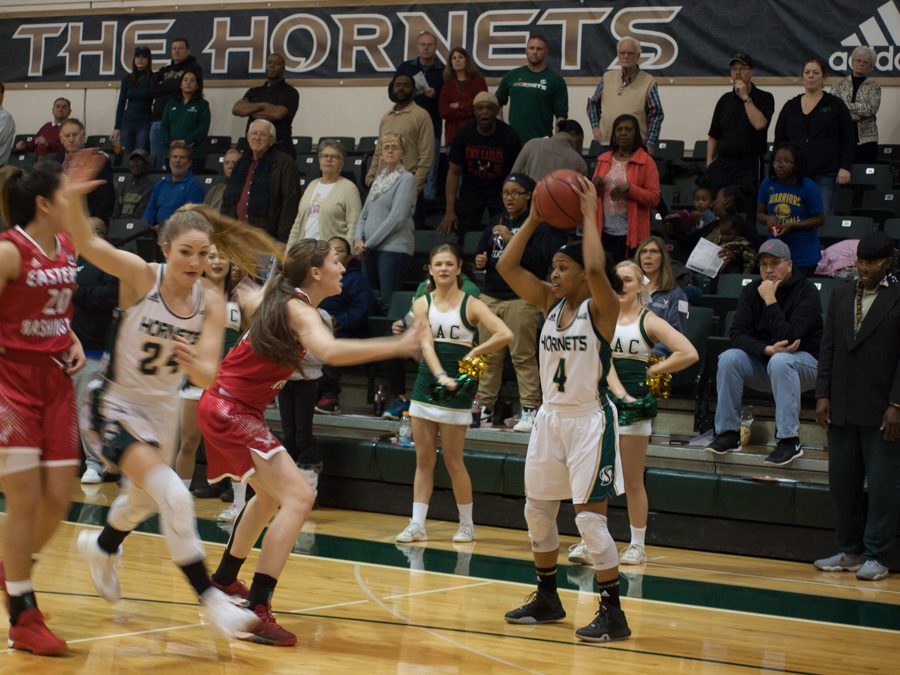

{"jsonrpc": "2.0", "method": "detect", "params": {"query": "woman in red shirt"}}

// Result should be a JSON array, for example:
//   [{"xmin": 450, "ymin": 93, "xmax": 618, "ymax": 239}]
[
  {"xmin": 439, "ymin": 47, "xmax": 488, "ymax": 146},
  {"xmin": 592, "ymin": 114, "xmax": 661, "ymax": 262}
]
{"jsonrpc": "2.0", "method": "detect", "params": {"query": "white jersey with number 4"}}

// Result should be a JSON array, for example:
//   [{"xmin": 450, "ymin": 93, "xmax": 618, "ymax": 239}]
[
  {"xmin": 103, "ymin": 264, "xmax": 205, "ymax": 401},
  {"xmin": 539, "ymin": 298, "xmax": 609, "ymax": 408}
]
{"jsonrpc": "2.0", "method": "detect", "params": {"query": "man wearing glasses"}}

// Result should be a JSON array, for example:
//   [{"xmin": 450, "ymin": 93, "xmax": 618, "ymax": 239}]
[
  {"xmin": 586, "ymin": 38, "xmax": 664, "ymax": 154},
  {"xmin": 706, "ymin": 52, "xmax": 775, "ymax": 214}
]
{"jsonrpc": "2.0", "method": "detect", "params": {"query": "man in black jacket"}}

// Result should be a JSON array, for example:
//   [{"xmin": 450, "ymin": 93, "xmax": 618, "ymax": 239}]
[
  {"xmin": 705, "ymin": 239, "xmax": 822, "ymax": 465},
  {"xmin": 148, "ymin": 37, "xmax": 200, "ymax": 168},
  {"xmin": 814, "ymin": 232, "xmax": 900, "ymax": 581},
  {"xmin": 56, "ymin": 118, "xmax": 115, "ymax": 225}
]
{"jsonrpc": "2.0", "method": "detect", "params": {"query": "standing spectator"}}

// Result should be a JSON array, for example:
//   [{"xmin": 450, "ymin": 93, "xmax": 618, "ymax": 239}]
[
  {"xmin": 58, "ymin": 118, "xmax": 115, "ymax": 224},
  {"xmin": 73, "ymin": 218, "xmax": 120, "ymax": 484},
  {"xmin": 474, "ymin": 174, "xmax": 551, "ymax": 432},
  {"xmin": 148, "ymin": 37, "xmax": 200, "ymax": 168},
  {"xmin": 393, "ymin": 31, "xmax": 444, "ymax": 200},
  {"xmin": 756, "ymin": 143, "xmax": 825, "ymax": 276},
  {"xmin": 707, "ymin": 52, "xmax": 775, "ymax": 217},
  {"xmin": 633, "ymin": 236, "xmax": 690, "ymax": 356},
  {"xmin": 160, "ymin": 69, "xmax": 210, "ymax": 175},
  {"xmin": 203, "ymin": 148, "xmax": 241, "ymax": 212},
  {"xmin": 705, "ymin": 239, "xmax": 823, "ymax": 466},
  {"xmin": 222, "ymin": 119, "xmax": 301, "ymax": 243},
  {"xmin": 814, "ymin": 231, "xmax": 900, "ymax": 582},
  {"xmin": 231, "ymin": 53, "xmax": 300, "ymax": 158},
  {"xmin": 355, "ymin": 132, "xmax": 417, "ymax": 310},
  {"xmin": 317, "ymin": 236, "xmax": 373, "ymax": 414},
  {"xmin": 774, "ymin": 57, "xmax": 854, "ymax": 214},
  {"xmin": 0, "ymin": 84, "xmax": 14, "ymax": 166},
  {"xmin": 438, "ymin": 92, "xmax": 521, "ymax": 244},
  {"xmin": 438, "ymin": 47, "xmax": 487, "ymax": 147},
  {"xmin": 287, "ymin": 139, "xmax": 362, "ymax": 246},
  {"xmin": 831, "ymin": 46, "xmax": 881, "ymax": 164},
  {"xmin": 112, "ymin": 46, "xmax": 154, "ymax": 156},
  {"xmin": 592, "ymin": 114, "xmax": 661, "ymax": 262},
  {"xmin": 142, "ymin": 141, "xmax": 204, "ymax": 226},
  {"xmin": 14, "ymin": 97, "xmax": 69, "ymax": 157},
  {"xmin": 365, "ymin": 74, "xmax": 434, "ymax": 195},
  {"xmin": 586, "ymin": 38, "xmax": 664, "ymax": 154},
  {"xmin": 114, "ymin": 148, "xmax": 154, "ymax": 218},
  {"xmin": 496, "ymin": 34, "xmax": 568, "ymax": 143},
  {"xmin": 511, "ymin": 119, "xmax": 587, "ymax": 182}
]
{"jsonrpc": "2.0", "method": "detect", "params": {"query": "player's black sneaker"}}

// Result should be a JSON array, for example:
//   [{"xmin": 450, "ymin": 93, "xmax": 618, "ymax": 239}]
[
  {"xmin": 504, "ymin": 589, "xmax": 566, "ymax": 624},
  {"xmin": 575, "ymin": 602, "xmax": 631, "ymax": 642}
]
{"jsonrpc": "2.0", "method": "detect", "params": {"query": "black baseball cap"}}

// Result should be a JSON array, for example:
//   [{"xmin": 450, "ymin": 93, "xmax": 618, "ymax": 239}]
[
  {"xmin": 857, "ymin": 231, "xmax": 896, "ymax": 260},
  {"xmin": 730, "ymin": 52, "xmax": 754, "ymax": 68}
]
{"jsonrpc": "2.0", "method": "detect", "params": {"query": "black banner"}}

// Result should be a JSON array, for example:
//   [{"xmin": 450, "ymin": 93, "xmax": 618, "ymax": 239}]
[{"xmin": 1, "ymin": 1, "xmax": 897, "ymax": 84}]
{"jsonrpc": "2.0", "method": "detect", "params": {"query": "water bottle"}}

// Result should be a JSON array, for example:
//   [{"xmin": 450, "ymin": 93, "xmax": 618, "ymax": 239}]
[
  {"xmin": 471, "ymin": 395, "xmax": 481, "ymax": 429},
  {"xmin": 740, "ymin": 406, "xmax": 754, "ymax": 447},
  {"xmin": 373, "ymin": 384, "xmax": 386, "ymax": 417},
  {"xmin": 398, "ymin": 411, "xmax": 413, "ymax": 446}
]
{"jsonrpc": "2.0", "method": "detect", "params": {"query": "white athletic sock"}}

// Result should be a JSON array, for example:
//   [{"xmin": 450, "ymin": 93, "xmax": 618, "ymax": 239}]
[
  {"xmin": 457, "ymin": 502, "xmax": 474, "ymax": 526},
  {"xmin": 181, "ymin": 479, "xmax": 191, "ymax": 490},
  {"xmin": 232, "ymin": 480, "xmax": 247, "ymax": 509},
  {"xmin": 630, "ymin": 526, "xmax": 647, "ymax": 548},
  {"xmin": 6, "ymin": 579, "xmax": 34, "ymax": 596},
  {"xmin": 411, "ymin": 502, "xmax": 429, "ymax": 527}
]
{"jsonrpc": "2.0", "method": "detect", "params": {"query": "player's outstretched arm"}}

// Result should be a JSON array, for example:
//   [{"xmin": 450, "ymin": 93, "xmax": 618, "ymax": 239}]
[{"xmin": 496, "ymin": 200, "xmax": 555, "ymax": 312}]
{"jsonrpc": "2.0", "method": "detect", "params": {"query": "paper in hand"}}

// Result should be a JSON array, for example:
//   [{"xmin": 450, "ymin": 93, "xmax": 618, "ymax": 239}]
[
  {"xmin": 686, "ymin": 237, "xmax": 727, "ymax": 278},
  {"xmin": 413, "ymin": 72, "xmax": 429, "ymax": 95}
]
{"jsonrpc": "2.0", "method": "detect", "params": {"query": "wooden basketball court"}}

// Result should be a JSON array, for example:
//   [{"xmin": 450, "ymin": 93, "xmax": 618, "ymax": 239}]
[{"xmin": 0, "ymin": 481, "xmax": 897, "ymax": 673}]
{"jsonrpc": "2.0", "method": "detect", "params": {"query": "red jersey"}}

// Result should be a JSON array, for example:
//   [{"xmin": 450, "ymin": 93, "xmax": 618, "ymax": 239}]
[
  {"xmin": 213, "ymin": 332, "xmax": 305, "ymax": 412},
  {"xmin": 0, "ymin": 226, "xmax": 77, "ymax": 353}
]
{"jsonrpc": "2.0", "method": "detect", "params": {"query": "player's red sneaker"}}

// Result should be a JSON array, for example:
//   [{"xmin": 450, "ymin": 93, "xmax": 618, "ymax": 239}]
[
  {"xmin": 7, "ymin": 608, "xmax": 67, "ymax": 655},
  {"xmin": 212, "ymin": 578, "xmax": 250, "ymax": 606},
  {"xmin": 238, "ymin": 604, "xmax": 297, "ymax": 646}
]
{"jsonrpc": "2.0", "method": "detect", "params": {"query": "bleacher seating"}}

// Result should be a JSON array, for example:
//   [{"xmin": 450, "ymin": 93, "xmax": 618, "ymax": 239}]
[
  {"xmin": 199, "ymin": 175, "xmax": 225, "ymax": 194},
  {"xmin": 463, "ymin": 230, "xmax": 482, "ymax": 256},
  {"xmin": 670, "ymin": 306, "xmax": 714, "ymax": 430},
  {"xmin": 292, "ymin": 136, "xmax": 313, "ymax": 154},
  {"xmin": 85, "ymin": 135, "xmax": 113, "ymax": 151},
  {"xmin": 341, "ymin": 156, "xmax": 368, "ymax": 193},
  {"xmin": 13, "ymin": 134, "xmax": 33, "ymax": 147},
  {"xmin": 819, "ymin": 215, "xmax": 875, "ymax": 246},
  {"xmin": 206, "ymin": 136, "xmax": 231, "ymax": 154},
  {"xmin": 853, "ymin": 190, "xmax": 900, "ymax": 226},
  {"xmin": 7, "ymin": 153, "xmax": 35, "ymax": 168},
  {"xmin": 319, "ymin": 136, "xmax": 355, "ymax": 152},
  {"xmin": 884, "ymin": 217, "xmax": 900, "ymax": 243},
  {"xmin": 357, "ymin": 136, "xmax": 378, "ymax": 155},
  {"xmin": 203, "ymin": 154, "xmax": 225, "ymax": 174},
  {"xmin": 653, "ymin": 139, "xmax": 685, "ymax": 162}
]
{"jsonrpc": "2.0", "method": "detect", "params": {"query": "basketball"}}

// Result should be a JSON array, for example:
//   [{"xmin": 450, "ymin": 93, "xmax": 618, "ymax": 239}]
[{"xmin": 533, "ymin": 169, "xmax": 584, "ymax": 230}]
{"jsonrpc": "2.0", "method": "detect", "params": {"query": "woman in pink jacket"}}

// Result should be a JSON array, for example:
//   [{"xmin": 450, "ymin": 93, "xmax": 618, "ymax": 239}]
[{"xmin": 592, "ymin": 114, "xmax": 661, "ymax": 262}]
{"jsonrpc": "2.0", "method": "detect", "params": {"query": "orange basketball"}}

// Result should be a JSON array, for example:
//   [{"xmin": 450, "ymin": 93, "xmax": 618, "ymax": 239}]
[{"xmin": 533, "ymin": 169, "xmax": 584, "ymax": 230}]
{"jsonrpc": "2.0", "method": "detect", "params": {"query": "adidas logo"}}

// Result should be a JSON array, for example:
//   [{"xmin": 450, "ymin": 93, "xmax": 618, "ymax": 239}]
[{"xmin": 831, "ymin": 1, "xmax": 900, "ymax": 71}]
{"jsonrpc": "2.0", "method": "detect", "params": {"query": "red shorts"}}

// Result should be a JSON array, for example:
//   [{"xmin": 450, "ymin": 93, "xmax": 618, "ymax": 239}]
[
  {"xmin": 0, "ymin": 352, "xmax": 79, "ymax": 466},
  {"xmin": 197, "ymin": 389, "xmax": 285, "ymax": 483}
]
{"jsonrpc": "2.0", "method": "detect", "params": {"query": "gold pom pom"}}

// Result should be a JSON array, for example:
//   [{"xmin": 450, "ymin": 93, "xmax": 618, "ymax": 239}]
[
  {"xmin": 458, "ymin": 355, "xmax": 488, "ymax": 379},
  {"xmin": 645, "ymin": 356, "xmax": 672, "ymax": 399}
]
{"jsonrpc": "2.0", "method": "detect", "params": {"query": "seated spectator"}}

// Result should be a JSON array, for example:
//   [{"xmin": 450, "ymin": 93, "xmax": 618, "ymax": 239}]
[
  {"xmin": 354, "ymin": 132, "xmax": 417, "ymax": 311},
  {"xmin": 438, "ymin": 47, "xmax": 488, "ymax": 147},
  {"xmin": 222, "ymin": 119, "xmax": 300, "ymax": 242},
  {"xmin": 510, "ymin": 119, "xmax": 587, "ymax": 182},
  {"xmin": 756, "ymin": 143, "xmax": 825, "ymax": 276},
  {"xmin": 160, "ymin": 68, "xmax": 210, "ymax": 174},
  {"xmin": 663, "ymin": 183, "xmax": 715, "ymax": 240},
  {"xmin": 593, "ymin": 114, "xmax": 661, "ymax": 262},
  {"xmin": 142, "ymin": 140, "xmax": 204, "ymax": 225},
  {"xmin": 705, "ymin": 239, "xmax": 823, "ymax": 466},
  {"xmin": 203, "ymin": 148, "xmax": 241, "ymax": 212},
  {"xmin": 438, "ymin": 92, "xmax": 521, "ymax": 244},
  {"xmin": 317, "ymin": 236, "xmax": 373, "ymax": 413},
  {"xmin": 474, "ymin": 173, "xmax": 550, "ymax": 432},
  {"xmin": 707, "ymin": 214, "xmax": 757, "ymax": 274},
  {"xmin": 112, "ymin": 46, "xmax": 154, "ymax": 156},
  {"xmin": 287, "ymin": 139, "xmax": 361, "ymax": 247},
  {"xmin": 14, "ymin": 97, "xmax": 69, "ymax": 157},
  {"xmin": 633, "ymin": 235, "xmax": 690, "ymax": 356},
  {"xmin": 57, "ymin": 117, "xmax": 115, "ymax": 224},
  {"xmin": 670, "ymin": 184, "xmax": 758, "ymax": 262},
  {"xmin": 231, "ymin": 53, "xmax": 300, "ymax": 158},
  {"xmin": 114, "ymin": 148, "xmax": 154, "ymax": 218},
  {"xmin": 0, "ymin": 84, "xmax": 13, "ymax": 167}
]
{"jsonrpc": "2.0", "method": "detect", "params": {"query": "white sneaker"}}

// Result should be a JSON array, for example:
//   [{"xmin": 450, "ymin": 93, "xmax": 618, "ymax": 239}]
[
  {"xmin": 568, "ymin": 541, "xmax": 592, "ymax": 565},
  {"xmin": 217, "ymin": 503, "xmax": 240, "ymax": 522},
  {"xmin": 81, "ymin": 468, "xmax": 102, "ymax": 484},
  {"xmin": 77, "ymin": 529, "xmax": 122, "ymax": 602},
  {"xmin": 479, "ymin": 404, "xmax": 494, "ymax": 427},
  {"xmin": 200, "ymin": 587, "xmax": 260, "ymax": 638},
  {"xmin": 298, "ymin": 467, "xmax": 319, "ymax": 492},
  {"xmin": 513, "ymin": 408, "xmax": 536, "ymax": 433},
  {"xmin": 452, "ymin": 523, "xmax": 476, "ymax": 543},
  {"xmin": 619, "ymin": 543, "xmax": 647, "ymax": 565},
  {"xmin": 396, "ymin": 521, "xmax": 427, "ymax": 543}
]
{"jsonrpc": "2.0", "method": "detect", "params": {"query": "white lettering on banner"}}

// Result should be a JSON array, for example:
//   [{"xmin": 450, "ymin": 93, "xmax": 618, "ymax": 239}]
[
  {"xmin": 473, "ymin": 9, "xmax": 540, "ymax": 71},
  {"xmin": 332, "ymin": 14, "xmax": 394, "ymax": 73},
  {"xmin": 13, "ymin": 23, "xmax": 65, "ymax": 77},
  {"xmin": 270, "ymin": 14, "xmax": 330, "ymax": 72},
  {"xmin": 120, "ymin": 20, "xmax": 176, "ymax": 72},
  {"xmin": 537, "ymin": 8, "xmax": 612, "ymax": 70},
  {"xmin": 204, "ymin": 16, "xmax": 269, "ymax": 74},
  {"xmin": 61, "ymin": 21, "xmax": 118, "ymax": 76}
]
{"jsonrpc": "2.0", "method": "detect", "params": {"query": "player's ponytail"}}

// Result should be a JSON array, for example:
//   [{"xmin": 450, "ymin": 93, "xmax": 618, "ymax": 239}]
[
  {"xmin": 0, "ymin": 161, "xmax": 62, "ymax": 231},
  {"xmin": 167, "ymin": 204, "xmax": 283, "ymax": 278},
  {"xmin": 249, "ymin": 238, "xmax": 331, "ymax": 369}
]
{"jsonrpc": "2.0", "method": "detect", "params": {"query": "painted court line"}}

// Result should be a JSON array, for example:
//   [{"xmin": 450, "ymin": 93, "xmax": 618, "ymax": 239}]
[{"xmin": 383, "ymin": 579, "xmax": 493, "ymax": 600}]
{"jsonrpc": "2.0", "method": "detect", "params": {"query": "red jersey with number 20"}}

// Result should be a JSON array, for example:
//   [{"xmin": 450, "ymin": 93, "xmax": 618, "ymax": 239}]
[{"xmin": 0, "ymin": 226, "xmax": 77, "ymax": 353}]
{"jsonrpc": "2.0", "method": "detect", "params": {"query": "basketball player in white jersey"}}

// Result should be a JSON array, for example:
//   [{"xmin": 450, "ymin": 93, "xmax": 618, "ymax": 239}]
[
  {"xmin": 497, "ymin": 176, "xmax": 632, "ymax": 642},
  {"xmin": 61, "ymin": 150, "xmax": 279, "ymax": 638}
]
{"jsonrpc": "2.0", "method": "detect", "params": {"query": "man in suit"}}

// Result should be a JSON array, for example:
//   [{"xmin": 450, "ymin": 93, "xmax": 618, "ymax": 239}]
[{"xmin": 814, "ymin": 231, "xmax": 900, "ymax": 582}]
